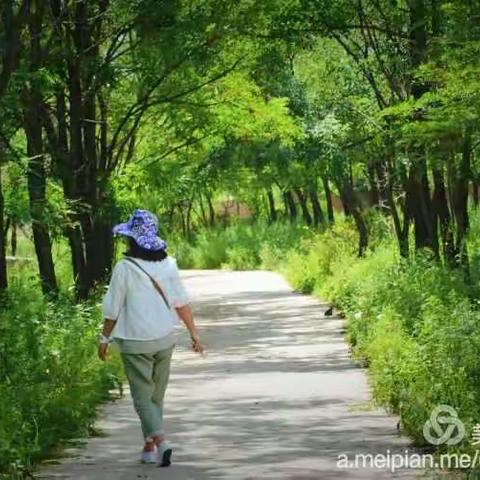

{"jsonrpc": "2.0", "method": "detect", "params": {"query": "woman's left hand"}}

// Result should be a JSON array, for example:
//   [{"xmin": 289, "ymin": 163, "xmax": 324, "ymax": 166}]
[
  {"xmin": 98, "ymin": 343, "xmax": 109, "ymax": 361},
  {"xmin": 191, "ymin": 333, "xmax": 204, "ymax": 355}
]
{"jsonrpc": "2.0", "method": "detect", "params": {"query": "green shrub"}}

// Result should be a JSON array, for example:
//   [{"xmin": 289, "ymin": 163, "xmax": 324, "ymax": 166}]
[
  {"xmin": 283, "ymin": 218, "xmax": 358, "ymax": 294},
  {"xmin": 191, "ymin": 230, "xmax": 229, "ymax": 269},
  {"xmin": 223, "ymin": 245, "xmax": 259, "ymax": 270},
  {"xmin": 0, "ymin": 280, "xmax": 122, "ymax": 478},
  {"xmin": 174, "ymin": 220, "xmax": 310, "ymax": 271},
  {"xmin": 169, "ymin": 236, "xmax": 196, "ymax": 269}
]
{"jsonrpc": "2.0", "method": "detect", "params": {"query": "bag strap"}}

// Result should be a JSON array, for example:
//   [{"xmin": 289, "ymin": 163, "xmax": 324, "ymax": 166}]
[{"xmin": 124, "ymin": 257, "xmax": 170, "ymax": 309}]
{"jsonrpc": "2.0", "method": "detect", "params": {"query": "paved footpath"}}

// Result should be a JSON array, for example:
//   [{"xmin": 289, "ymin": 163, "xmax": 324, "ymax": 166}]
[{"xmin": 36, "ymin": 270, "xmax": 428, "ymax": 480}]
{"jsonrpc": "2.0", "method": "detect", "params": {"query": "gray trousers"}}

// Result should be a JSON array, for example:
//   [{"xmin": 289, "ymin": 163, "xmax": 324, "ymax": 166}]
[{"xmin": 121, "ymin": 345, "xmax": 174, "ymax": 441}]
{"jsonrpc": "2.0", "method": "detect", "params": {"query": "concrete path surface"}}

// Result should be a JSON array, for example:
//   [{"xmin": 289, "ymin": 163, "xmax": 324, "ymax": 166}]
[{"xmin": 36, "ymin": 270, "xmax": 426, "ymax": 480}]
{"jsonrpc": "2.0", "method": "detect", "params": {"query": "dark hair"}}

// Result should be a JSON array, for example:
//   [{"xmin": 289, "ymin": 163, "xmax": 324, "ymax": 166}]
[{"xmin": 125, "ymin": 237, "xmax": 168, "ymax": 262}]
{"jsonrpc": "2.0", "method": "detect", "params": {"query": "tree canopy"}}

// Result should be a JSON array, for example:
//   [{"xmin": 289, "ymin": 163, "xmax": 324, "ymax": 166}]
[{"xmin": 0, "ymin": 0, "xmax": 479, "ymax": 298}]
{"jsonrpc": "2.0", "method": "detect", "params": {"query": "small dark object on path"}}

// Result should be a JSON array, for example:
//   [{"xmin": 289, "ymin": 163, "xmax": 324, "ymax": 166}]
[{"xmin": 324, "ymin": 306, "xmax": 334, "ymax": 316}]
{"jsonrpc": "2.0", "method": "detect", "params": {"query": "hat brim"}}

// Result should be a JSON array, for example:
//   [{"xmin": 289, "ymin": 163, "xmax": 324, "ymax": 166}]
[
  {"xmin": 112, "ymin": 222, "xmax": 131, "ymax": 236},
  {"xmin": 113, "ymin": 223, "xmax": 167, "ymax": 251}
]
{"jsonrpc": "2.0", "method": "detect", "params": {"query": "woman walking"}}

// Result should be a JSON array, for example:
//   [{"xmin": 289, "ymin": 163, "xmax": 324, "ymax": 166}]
[{"xmin": 97, "ymin": 209, "xmax": 203, "ymax": 467}]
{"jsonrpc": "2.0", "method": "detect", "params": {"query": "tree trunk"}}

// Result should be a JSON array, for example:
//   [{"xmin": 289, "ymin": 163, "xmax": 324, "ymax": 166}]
[
  {"xmin": 49, "ymin": 87, "xmax": 90, "ymax": 299},
  {"xmin": 10, "ymin": 219, "xmax": 17, "ymax": 257},
  {"xmin": 0, "ymin": 150, "xmax": 7, "ymax": 291},
  {"xmin": 367, "ymin": 163, "xmax": 380, "ymax": 207},
  {"xmin": 409, "ymin": 0, "xmax": 428, "ymax": 98},
  {"xmin": 450, "ymin": 134, "xmax": 471, "ymax": 271},
  {"xmin": 24, "ymin": 0, "xmax": 58, "ymax": 296},
  {"xmin": 266, "ymin": 188, "xmax": 277, "ymax": 223},
  {"xmin": 206, "ymin": 193, "xmax": 215, "ymax": 226},
  {"xmin": 283, "ymin": 190, "xmax": 297, "ymax": 222},
  {"xmin": 199, "ymin": 195, "xmax": 209, "ymax": 227},
  {"xmin": 339, "ymin": 181, "xmax": 368, "ymax": 256},
  {"xmin": 375, "ymin": 159, "xmax": 391, "ymax": 214},
  {"xmin": 308, "ymin": 183, "xmax": 325, "ymax": 228},
  {"xmin": 294, "ymin": 188, "xmax": 312, "ymax": 226},
  {"xmin": 407, "ymin": 0, "xmax": 439, "ymax": 256},
  {"xmin": 322, "ymin": 177, "xmax": 335, "ymax": 223},
  {"xmin": 407, "ymin": 158, "xmax": 438, "ymax": 255},
  {"xmin": 383, "ymin": 146, "xmax": 409, "ymax": 258},
  {"xmin": 24, "ymin": 114, "xmax": 58, "ymax": 295},
  {"xmin": 186, "ymin": 198, "xmax": 193, "ymax": 238},
  {"xmin": 84, "ymin": 212, "xmax": 114, "ymax": 292},
  {"xmin": 432, "ymin": 162, "xmax": 455, "ymax": 266}
]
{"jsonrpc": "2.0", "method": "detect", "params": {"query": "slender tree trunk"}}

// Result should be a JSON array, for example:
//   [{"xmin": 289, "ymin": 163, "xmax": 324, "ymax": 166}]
[
  {"xmin": 407, "ymin": 158, "xmax": 438, "ymax": 255},
  {"xmin": 0, "ymin": 150, "xmax": 7, "ymax": 291},
  {"xmin": 383, "ymin": 146, "xmax": 409, "ymax": 258},
  {"xmin": 10, "ymin": 218, "xmax": 17, "ymax": 257},
  {"xmin": 199, "ymin": 195, "xmax": 209, "ymax": 227},
  {"xmin": 206, "ymin": 193, "xmax": 215, "ymax": 226},
  {"xmin": 186, "ymin": 198, "xmax": 193, "ymax": 238},
  {"xmin": 308, "ymin": 183, "xmax": 325, "ymax": 228},
  {"xmin": 367, "ymin": 163, "xmax": 380, "ymax": 207},
  {"xmin": 294, "ymin": 188, "xmax": 312, "ymax": 225},
  {"xmin": 266, "ymin": 188, "xmax": 277, "ymax": 223},
  {"xmin": 450, "ymin": 134, "xmax": 471, "ymax": 271},
  {"xmin": 24, "ymin": 113, "xmax": 58, "ymax": 295},
  {"xmin": 67, "ymin": 60, "xmax": 91, "ymax": 298},
  {"xmin": 322, "ymin": 177, "xmax": 335, "ymax": 223},
  {"xmin": 375, "ymin": 159, "xmax": 391, "ymax": 214},
  {"xmin": 387, "ymin": 185, "xmax": 409, "ymax": 259},
  {"xmin": 84, "ymin": 211, "xmax": 114, "ymax": 290},
  {"xmin": 406, "ymin": 0, "xmax": 438, "ymax": 256},
  {"xmin": 282, "ymin": 192, "xmax": 288, "ymax": 218},
  {"xmin": 432, "ymin": 162, "xmax": 455, "ymax": 266},
  {"xmin": 24, "ymin": 0, "xmax": 58, "ymax": 296},
  {"xmin": 338, "ymin": 181, "xmax": 368, "ymax": 256},
  {"xmin": 283, "ymin": 190, "xmax": 297, "ymax": 222},
  {"xmin": 180, "ymin": 208, "xmax": 187, "ymax": 237}
]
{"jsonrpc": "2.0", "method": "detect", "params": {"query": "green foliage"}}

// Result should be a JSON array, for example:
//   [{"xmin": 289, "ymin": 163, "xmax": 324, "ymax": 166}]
[
  {"xmin": 173, "ymin": 220, "xmax": 310, "ymax": 271},
  {"xmin": 191, "ymin": 231, "xmax": 229, "ymax": 269},
  {"xmin": 3, "ymin": 0, "xmax": 480, "ymax": 474},
  {"xmin": 282, "ymin": 218, "xmax": 358, "ymax": 293},
  {"xmin": 0, "ymin": 280, "xmax": 122, "ymax": 478}
]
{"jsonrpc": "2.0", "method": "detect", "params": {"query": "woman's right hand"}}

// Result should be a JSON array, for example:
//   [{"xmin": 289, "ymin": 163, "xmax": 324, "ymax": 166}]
[{"xmin": 191, "ymin": 332, "xmax": 204, "ymax": 355}]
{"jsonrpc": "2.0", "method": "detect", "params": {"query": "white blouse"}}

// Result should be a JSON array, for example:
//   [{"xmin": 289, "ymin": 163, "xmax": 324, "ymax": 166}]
[{"xmin": 102, "ymin": 256, "xmax": 189, "ymax": 341}]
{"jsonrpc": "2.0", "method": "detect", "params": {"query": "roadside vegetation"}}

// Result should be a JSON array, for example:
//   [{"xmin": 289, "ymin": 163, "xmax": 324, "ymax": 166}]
[
  {"xmin": 1, "ymin": 0, "xmax": 480, "ymax": 477},
  {"xmin": 175, "ymin": 210, "xmax": 480, "ymax": 459}
]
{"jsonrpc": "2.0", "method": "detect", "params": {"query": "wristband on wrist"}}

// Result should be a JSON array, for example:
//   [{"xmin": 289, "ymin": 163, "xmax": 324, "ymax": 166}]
[{"xmin": 99, "ymin": 334, "xmax": 112, "ymax": 344}]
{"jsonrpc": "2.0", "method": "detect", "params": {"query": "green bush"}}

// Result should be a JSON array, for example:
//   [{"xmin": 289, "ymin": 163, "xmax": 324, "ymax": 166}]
[
  {"xmin": 283, "ymin": 218, "xmax": 357, "ymax": 294},
  {"xmin": 173, "ymin": 220, "xmax": 309, "ymax": 271},
  {"xmin": 0, "ymin": 280, "xmax": 122, "ymax": 478},
  {"xmin": 186, "ymin": 230, "xmax": 226, "ymax": 268}
]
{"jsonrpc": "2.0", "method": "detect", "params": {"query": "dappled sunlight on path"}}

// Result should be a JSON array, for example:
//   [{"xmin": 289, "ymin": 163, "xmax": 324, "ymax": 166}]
[{"xmin": 36, "ymin": 270, "xmax": 425, "ymax": 479}]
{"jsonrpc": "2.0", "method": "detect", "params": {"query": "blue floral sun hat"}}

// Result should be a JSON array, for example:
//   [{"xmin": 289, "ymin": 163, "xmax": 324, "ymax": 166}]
[{"xmin": 113, "ymin": 209, "xmax": 167, "ymax": 251}]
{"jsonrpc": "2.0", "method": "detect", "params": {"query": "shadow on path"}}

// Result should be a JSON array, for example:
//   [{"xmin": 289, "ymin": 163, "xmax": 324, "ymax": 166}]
[{"xmin": 36, "ymin": 270, "xmax": 427, "ymax": 480}]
